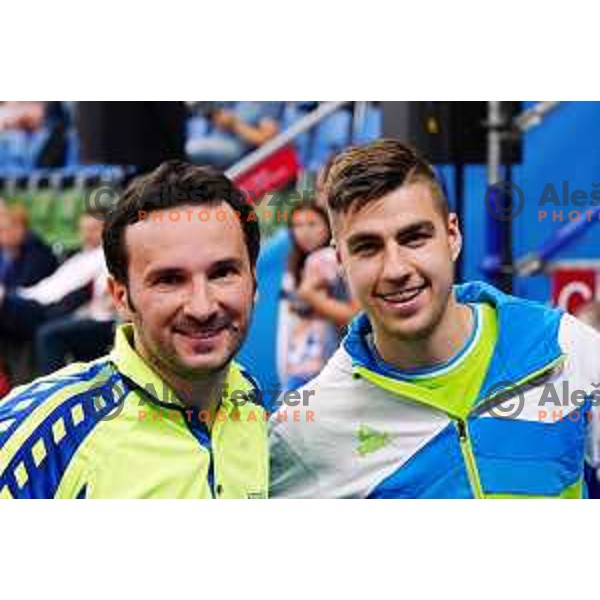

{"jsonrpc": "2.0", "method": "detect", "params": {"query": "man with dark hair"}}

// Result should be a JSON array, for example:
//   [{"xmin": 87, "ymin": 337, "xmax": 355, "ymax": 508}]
[
  {"xmin": 270, "ymin": 139, "xmax": 600, "ymax": 499},
  {"xmin": 0, "ymin": 160, "xmax": 268, "ymax": 499}
]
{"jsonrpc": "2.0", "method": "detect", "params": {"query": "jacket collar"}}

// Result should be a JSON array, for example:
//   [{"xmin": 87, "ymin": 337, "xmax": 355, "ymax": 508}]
[
  {"xmin": 109, "ymin": 323, "xmax": 254, "ymax": 415},
  {"xmin": 343, "ymin": 281, "xmax": 564, "ymax": 402}
]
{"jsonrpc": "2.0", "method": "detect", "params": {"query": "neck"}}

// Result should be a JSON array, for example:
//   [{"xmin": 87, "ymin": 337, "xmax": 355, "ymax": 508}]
[
  {"xmin": 166, "ymin": 368, "xmax": 229, "ymax": 416},
  {"xmin": 373, "ymin": 294, "xmax": 474, "ymax": 372}
]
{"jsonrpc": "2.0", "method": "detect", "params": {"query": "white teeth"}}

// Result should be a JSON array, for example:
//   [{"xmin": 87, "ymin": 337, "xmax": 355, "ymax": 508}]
[{"xmin": 381, "ymin": 287, "xmax": 424, "ymax": 303}]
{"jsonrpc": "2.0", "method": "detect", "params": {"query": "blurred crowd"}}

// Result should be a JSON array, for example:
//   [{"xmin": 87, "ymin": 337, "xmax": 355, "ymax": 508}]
[
  {"xmin": 0, "ymin": 101, "xmax": 288, "ymax": 172},
  {"xmin": 0, "ymin": 191, "xmax": 362, "ymax": 397},
  {"xmin": 1, "ymin": 101, "xmax": 598, "ymax": 399},
  {"xmin": 0, "ymin": 198, "xmax": 114, "ymax": 392},
  {"xmin": 0, "ymin": 101, "xmax": 368, "ymax": 396},
  {"xmin": 0, "ymin": 101, "xmax": 376, "ymax": 174}
]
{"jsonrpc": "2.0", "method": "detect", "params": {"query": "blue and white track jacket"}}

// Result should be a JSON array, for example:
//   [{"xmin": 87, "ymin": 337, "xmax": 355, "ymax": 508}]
[{"xmin": 269, "ymin": 282, "xmax": 600, "ymax": 498}]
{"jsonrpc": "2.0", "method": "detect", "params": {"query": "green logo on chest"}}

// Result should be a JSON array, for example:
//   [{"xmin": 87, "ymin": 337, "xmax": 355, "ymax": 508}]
[{"xmin": 356, "ymin": 425, "xmax": 391, "ymax": 456}]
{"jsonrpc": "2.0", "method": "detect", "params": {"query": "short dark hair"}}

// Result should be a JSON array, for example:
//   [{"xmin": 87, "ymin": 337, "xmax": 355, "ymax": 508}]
[
  {"xmin": 102, "ymin": 160, "xmax": 260, "ymax": 284},
  {"xmin": 324, "ymin": 139, "xmax": 448, "ymax": 217}
]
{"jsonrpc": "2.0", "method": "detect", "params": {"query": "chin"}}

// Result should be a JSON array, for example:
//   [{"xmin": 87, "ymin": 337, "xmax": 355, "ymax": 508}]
[
  {"xmin": 382, "ymin": 311, "xmax": 439, "ymax": 341},
  {"xmin": 177, "ymin": 351, "xmax": 233, "ymax": 375}
]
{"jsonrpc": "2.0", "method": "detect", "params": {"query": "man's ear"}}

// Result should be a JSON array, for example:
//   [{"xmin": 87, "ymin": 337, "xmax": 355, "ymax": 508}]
[
  {"xmin": 329, "ymin": 210, "xmax": 346, "ymax": 268},
  {"xmin": 447, "ymin": 212, "xmax": 463, "ymax": 263},
  {"xmin": 107, "ymin": 275, "xmax": 134, "ymax": 322},
  {"xmin": 331, "ymin": 232, "xmax": 349, "ymax": 274}
]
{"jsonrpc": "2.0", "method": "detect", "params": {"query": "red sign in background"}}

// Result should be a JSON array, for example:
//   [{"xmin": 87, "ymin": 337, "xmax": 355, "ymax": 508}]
[
  {"xmin": 551, "ymin": 264, "xmax": 600, "ymax": 314},
  {"xmin": 234, "ymin": 145, "xmax": 300, "ymax": 202}
]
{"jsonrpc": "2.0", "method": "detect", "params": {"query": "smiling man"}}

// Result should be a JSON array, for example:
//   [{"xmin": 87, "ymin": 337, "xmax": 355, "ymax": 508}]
[
  {"xmin": 270, "ymin": 139, "xmax": 600, "ymax": 499},
  {"xmin": 0, "ymin": 161, "xmax": 268, "ymax": 499}
]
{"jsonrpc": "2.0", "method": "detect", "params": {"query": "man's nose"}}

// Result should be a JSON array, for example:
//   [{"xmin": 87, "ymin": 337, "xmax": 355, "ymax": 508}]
[
  {"xmin": 183, "ymin": 277, "xmax": 218, "ymax": 320},
  {"xmin": 380, "ymin": 241, "xmax": 412, "ymax": 283}
]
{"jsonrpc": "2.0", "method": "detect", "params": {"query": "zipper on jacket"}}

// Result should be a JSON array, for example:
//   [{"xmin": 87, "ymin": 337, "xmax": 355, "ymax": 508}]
[
  {"xmin": 455, "ymin": 419, "xmax": 484, "ymax": 499},
  {"xmin": 471, "ymin": 355, "xmax": 566, "ymax": 419},
  {"xmin": 355, "ymin": 355, "xmax": 566, "ymax": 499},
  {"xmin": 456, "ymin": 355, "xmax": 566, "ymax": 499},
  {"xmin": 186, "ymin": 419, "xmax": 216, "ymax": 498}
]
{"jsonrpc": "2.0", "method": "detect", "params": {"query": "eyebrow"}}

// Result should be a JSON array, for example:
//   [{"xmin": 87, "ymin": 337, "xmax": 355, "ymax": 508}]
[
  {"xmin": 396, "ymin": 220, "xmax": 436, "ymax": 240},
  {"xmin": 208, "ymin": 258, "xmax": 244, "ymax": 273},
  {"xmin": 346, "ymin": 220, "xmax": 436, "ymax": 249},
  {"xmin": 144, "ymin": 266, "xmax": 185, "ymax": 282},
  {"xmin": 145, "ymin": 257, "xmax": 245, "ymax": 279}
]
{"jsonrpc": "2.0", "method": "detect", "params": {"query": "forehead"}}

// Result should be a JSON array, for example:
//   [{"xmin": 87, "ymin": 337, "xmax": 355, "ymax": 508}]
[
  {"xmin": 80, "ymin": 215, "xmax": 102, "ymax": 229},
  {"xmin": 332, "ymin": 182, "xmax": 442, "ymax": 240},
  {"xmin": 124, "ymin": 202, "xmax": 248, "ymax": 274}
]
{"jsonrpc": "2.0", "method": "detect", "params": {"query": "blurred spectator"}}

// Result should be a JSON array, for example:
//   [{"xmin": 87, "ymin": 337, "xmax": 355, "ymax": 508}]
[
  {"xmin": 187, "ymin": 101, "xmax": 282, "ymax": 169},
  {"xmin": 36, "ymin": 102, "xmax": 71, "ymax": 168},
  {"xmin": 35, "ymin": 314, "xmax": 115, "ymax": 375},
  {"xmin": 0, "ymin": 102, "xmax": 71, "ymax": 167},
  {"xmin": 0, "ymin": 213, "xmax": 112, "ymax": 343},
  {"xmin": 75, "ymin": 102, "xmax": 186, "ymax": 174},
  {"xmin": 0, "ymin": 202, "xmax": 57, "ymax": 288},
  {"xmin": 276, "ymin": 202, "xmax": 359, "ymax": 391},
  {"xmin": 0, "ymin": 102, "xmax": 45, "ymax": 131}
]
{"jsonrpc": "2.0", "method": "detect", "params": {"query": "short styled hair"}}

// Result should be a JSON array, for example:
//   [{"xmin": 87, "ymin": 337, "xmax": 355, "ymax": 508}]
[
  {"xmin": 324, "ymin": 139, "xmax": 448, "ymax": 217},
  {"xmin": 102, "ymin": 160, "xmax": 260, "ymax": 284}
]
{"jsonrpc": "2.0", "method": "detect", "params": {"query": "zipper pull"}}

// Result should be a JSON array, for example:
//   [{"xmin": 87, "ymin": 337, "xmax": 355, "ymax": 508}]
[{"xmin": 456, "ymin": 419, "xmax": 467, "ymax": 440}]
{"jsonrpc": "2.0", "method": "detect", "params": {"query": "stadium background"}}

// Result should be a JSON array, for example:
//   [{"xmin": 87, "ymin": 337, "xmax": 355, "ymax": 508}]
[{"xmin": 1, "ymin": 101, "xmax": 598, "ymax": 393}]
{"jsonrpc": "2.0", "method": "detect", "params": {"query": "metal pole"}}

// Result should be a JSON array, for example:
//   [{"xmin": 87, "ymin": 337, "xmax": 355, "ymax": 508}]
[
  {"xmin": 226, "ymin": 101, "xmax": 350, "ymax": 180},
  {"xmin": 487, "ymin": 101, "xmax": 503, "ymax": 187},
  {"xmin": 514, "ymin": 101, "xmax": 561, "ymax": 133},
  {"xmin": 352, "ymin": 101, "xmax": 368, "ymax": 143},
  {"xmin": 484, "ymin": 101, "xmax": 513, "ymax": 292},
  {"xmin": 504, "ymin": 101, "xmax": 567, "ymax": 276},
  {"xmin": 454, "ymin": 161, "xmax": 465, "ymax": 282}
]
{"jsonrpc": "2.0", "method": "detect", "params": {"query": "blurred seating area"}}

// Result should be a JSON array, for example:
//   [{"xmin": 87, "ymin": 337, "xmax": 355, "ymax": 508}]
[
  {"xmin": 0, "ymin": 101, "xmax": 382, "ymax": 255},
  {"xmin": 0, "ymin": 101, "xmax": 382, "ymax": 397},
  {"xmin": 0, "ymin": 101, "xmax": 382, "ymax": 173},
  {"xmin": 187, "ymin": 101, "xmax": 382, "ymax": 171}
]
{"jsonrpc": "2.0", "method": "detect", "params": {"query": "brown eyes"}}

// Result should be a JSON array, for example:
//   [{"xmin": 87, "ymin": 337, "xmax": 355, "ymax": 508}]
[
  {"xmin": 154, "ymin": 273, "xmax": 184, "ymax": 286},
  {"xmin": 404, "ymin": 233, "xmax": 431, "ymax": 248},
  {"xmin": 211, "ymin": 265, "xmax": 239, "ymax": 280},
  {"xmin": 351, "ymin": 233, "xmax": 431, "ymax": 256},
  {"xmin": 351, "ymin": 242, "xmax": 378, "ymax": 256},
  {"xmin": 152, "ymin": 266, "xmax": 239, "ymax": 287}
]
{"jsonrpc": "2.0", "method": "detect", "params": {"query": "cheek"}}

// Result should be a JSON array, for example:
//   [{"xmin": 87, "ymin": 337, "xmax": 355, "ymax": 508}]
[
  {"xmin": 413, "ymin": 240, "xmax": 450, "ymax": 270},
  {"xmin": 315, "ymin": 223, "xmax": 329, "ymax": 244},
  {"xmin": 344, "ymin": 260, "xmax": 377, "ymax": 299},
  {"xmin": 216, "ymin": 280, "xmax": 255, "ymax": 315},
  {"xmin": 294, "ymin": 230, "xmax": 310, "ymax": 249},
  {"xmin": 134, "ymin": 288, "xmax": 183, "ymax": 323},
  {"xmin": 421, "ymin": 247, "xmax": 455, "ymax": 289}
]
